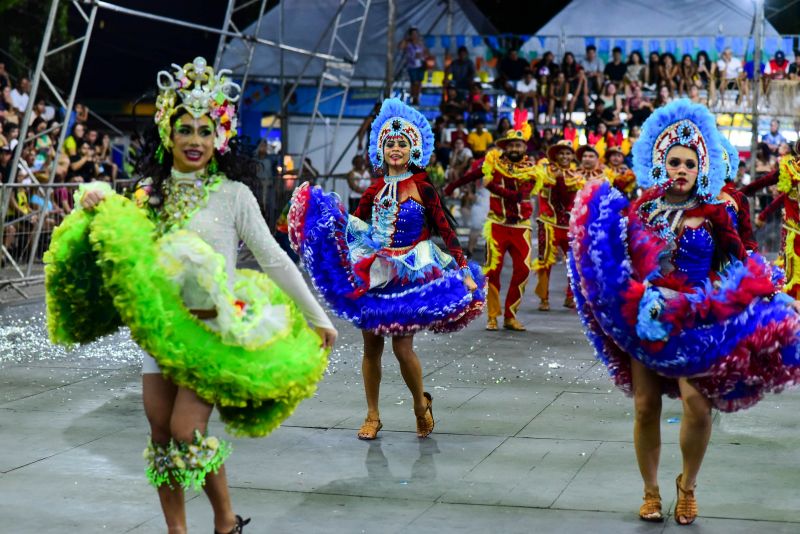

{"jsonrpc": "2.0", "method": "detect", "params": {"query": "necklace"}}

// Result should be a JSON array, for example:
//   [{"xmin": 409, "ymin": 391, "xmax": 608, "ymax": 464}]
[
  {"xmin": 383, "ymin": 171, "xmax": 413, "ymax": 184},
  {"xmin": 156, "ymin": 168, "xmax": 222, "ymax": 236}
]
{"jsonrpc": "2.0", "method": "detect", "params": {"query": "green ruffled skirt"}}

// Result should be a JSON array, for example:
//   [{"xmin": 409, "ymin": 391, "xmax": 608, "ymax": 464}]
[{"xmin": 44, "ymin": 193, "xmax": 328, "ymax": 437}]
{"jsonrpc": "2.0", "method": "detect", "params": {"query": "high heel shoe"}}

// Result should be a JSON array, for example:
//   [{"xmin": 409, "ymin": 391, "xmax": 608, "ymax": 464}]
[
  {"xmin": 214, "ymin": 515, "xmax": 251, "ymax": 534},
  {"xmin": 675, "ymin": 474, "xmax": 698, "ymax": 525},
  {"xmin": 416, "ymin": 392, "xmax": 434, "ymax": 438}
]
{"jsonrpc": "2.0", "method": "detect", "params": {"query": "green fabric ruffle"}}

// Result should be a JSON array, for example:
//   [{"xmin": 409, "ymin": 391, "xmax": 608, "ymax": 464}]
[{"xmin": 45, "ymin": 192, "xmax": 328, "ymax": 437}]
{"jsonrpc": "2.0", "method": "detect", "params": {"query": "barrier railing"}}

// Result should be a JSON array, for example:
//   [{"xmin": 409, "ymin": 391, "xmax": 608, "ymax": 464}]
[{"xmin": 1, "ymin": 180, "xmax": 136, "ymax": 302}]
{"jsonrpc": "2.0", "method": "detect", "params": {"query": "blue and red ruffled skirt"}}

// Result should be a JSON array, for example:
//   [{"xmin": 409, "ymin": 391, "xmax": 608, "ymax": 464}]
[{"xmin": 288, "ymin": 183, "xmax": 485, "ymax": 336}]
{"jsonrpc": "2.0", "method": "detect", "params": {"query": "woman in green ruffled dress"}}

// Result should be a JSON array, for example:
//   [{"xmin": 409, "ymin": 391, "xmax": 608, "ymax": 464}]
[{"xmin": 46, "ymin": 57, "xmax": 336, "ymax": 534}]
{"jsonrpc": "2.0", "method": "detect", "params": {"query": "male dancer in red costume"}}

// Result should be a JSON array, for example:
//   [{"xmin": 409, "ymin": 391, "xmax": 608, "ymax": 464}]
[
  {"xmin": 481, "ymin": 120, "xmax": 538, "ymax": 331},
  {"xmin": 603, "ymin": 145, "xmax": 637, "ymax": 196},
  {"xmin": 533, "ymin": 140, "xmax": 576, "ymax": 311}
]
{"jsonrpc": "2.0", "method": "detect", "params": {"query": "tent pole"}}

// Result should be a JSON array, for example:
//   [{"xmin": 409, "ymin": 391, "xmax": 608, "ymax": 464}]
[
  {"xmin": 385, "ymin": 0, "xmax": 395, "ymax": 98},
  {"xmin": 214, "ymin": 0, "xmax": 236, "ymax": 70},
  {"xmin": 749, "ymin": 0, "xmax": 763, "ymax": 181},
  {"xmin": 276, "ymin": 0, "xmax": 286, "ymax": 229}
]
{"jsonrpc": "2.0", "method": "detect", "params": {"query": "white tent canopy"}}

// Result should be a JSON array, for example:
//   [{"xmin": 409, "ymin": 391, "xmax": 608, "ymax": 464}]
[
  {"xmin": 522, "ymin": 0, "xmax": 780, "ymax": 58},
  {"xmin": 220, "ymin": 0, "xmax": 493, "ymax": 81}
]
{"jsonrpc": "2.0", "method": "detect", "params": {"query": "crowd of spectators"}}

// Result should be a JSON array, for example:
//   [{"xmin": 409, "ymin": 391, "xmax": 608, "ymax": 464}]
[
  {"xmin": 1, "ymin": 70, "xmax": 120, "ymax": 266},
  {"xmin": 422, "ymin": 42, "xmax": 800, "ymax": 136},
  {"xmin": 341, "ymin": 39, "xmax": 800, "ymax": 259}
]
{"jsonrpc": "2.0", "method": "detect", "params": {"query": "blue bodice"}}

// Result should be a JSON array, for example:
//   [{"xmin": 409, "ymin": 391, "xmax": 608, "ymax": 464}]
[
  {"xmin": 672, "ymin": 225, "xmax": 714, "ymax": 286},
  {"xmin": 371, "ymin": 196, "xmax": 426, "ymax": 248},
  {"xmin": 725, "ymin": 204, "xmax": 739, "ymax": 230}
]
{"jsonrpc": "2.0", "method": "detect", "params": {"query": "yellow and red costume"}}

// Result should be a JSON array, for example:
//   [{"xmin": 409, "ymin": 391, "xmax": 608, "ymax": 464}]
[
  {"xmin": 482, "ymin": 125, "xmax": 538, "ymax": 326},
  {"xmin": 532, "ymin": 141, "xmax": 577, "ymax": 308},
  {"xmin": 756, "ymin": 154, "xmax": 800, "ymax": 297},
  {"xmin": 603, "ymin": 146, "xmax": 637, "ymax": 197}
]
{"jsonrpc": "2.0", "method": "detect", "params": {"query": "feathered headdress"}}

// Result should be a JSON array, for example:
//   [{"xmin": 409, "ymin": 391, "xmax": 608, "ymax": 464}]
[
  {"xmin": 718, "ymin": 134, "xmax": 739, "ymax": 183},
  {"xmin": 496, "ymin": 108, "xmax": 532, "ymax": 148},
  {"xmin": 155, "ymin": 56, "xmax": 241, "ymax": 155},
  {"xmin": 369, "ymin": 98, "xmax": 434, "ymax": 169},
  {"xmin": 633, "ymin": 99, "xmax": 724, "ymax": 202}
]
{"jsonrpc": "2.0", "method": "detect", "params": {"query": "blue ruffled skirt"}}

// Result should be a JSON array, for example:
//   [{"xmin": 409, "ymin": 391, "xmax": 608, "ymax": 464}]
[
  {"xmin": 568, "ymin": 181, "xmax": 800, "ymax": 411},
  {"xmin": 288, "ymin": 183, "xmax": 485, "ymax": 336}
]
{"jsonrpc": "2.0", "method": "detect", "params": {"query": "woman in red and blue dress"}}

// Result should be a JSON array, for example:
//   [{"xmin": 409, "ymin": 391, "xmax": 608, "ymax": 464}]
[
  {"xmin": 289, "ymin": 98, "xmax": 484, "ymax": 440},
  {"xmin": 568, "ymin": 99, "xmax": 800, "ymax": 525}
]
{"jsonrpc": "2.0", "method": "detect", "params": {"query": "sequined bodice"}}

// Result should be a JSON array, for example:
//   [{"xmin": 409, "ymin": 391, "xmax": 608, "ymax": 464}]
[
  {"xmin": 371, "ymin": 173, "xmax": 426, "ymax": 249},
  {"xmin": 725, "ymin": 204, "xmax": 738, "ymax": 230},
  {"xmin": 670, "ymin": 225, "xmax": 714, "ymax": 286},
  {"xmin": 372, "ymin": 196, "xmax": 426, "ymax": 248}
]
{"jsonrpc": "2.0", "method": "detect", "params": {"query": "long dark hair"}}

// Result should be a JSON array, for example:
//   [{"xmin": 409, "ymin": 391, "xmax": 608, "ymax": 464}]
[{"xmin": 135, "ymin": 113, "xmax": 258, "ymax": 205}]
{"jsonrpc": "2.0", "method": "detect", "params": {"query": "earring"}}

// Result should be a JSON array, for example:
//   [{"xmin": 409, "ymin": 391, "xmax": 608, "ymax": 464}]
[
  {"xmin": 155, "ymin": 144, "xmax": 165, "ymax": 164},
  {"xmin": 208, "ymin": 156, "xmax": 218, "ymax": 175}
]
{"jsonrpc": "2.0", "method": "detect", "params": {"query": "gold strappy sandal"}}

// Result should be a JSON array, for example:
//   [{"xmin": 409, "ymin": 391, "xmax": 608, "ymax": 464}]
[
  {"xmin": 416, "ymin": 392, "xmax": 434, "ymax": 438},
  {"xmin": 638, "ymin": 487, "xmax": 663, "ymax": 522},
  {"xmin": 675, "ymin": 474, "xmax": 698, "ymax": 525},
  {"xmin": 357, "ymin": 418, "xmax": 382, "ymax": 440}
]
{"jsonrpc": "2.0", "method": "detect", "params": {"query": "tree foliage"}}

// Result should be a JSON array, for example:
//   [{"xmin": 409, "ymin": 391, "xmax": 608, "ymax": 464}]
[{"xmin": 0, "ymin": 0, "xmax": 74, "ymax": 90}]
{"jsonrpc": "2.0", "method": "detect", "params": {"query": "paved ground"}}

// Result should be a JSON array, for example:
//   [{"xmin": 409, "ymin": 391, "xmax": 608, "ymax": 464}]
[{"xmin": 1, "ymin": 261, "xmax": 799, "ymax": 533}]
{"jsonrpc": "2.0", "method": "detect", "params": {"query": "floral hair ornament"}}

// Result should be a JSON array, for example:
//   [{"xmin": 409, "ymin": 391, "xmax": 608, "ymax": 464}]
[
  {"xmin": 369, "ymin": 98, "xmax": 434, "ymax": 170},
  {"xmin": 633, "ymin": 99, "xmax": 725, "ymax": 202},
  {"xmin": 718, "ymin": 134, "xmax": 739, "ymax": 183},
  {"xmin": 155, "ymin": 56, "xmax": 241, "ymax": 155}
]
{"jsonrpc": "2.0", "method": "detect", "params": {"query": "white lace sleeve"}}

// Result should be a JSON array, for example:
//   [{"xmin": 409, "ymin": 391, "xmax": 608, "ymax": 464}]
[{"xmin": 233, "ymin": 184, "xmax": 334, "ymax": 329}]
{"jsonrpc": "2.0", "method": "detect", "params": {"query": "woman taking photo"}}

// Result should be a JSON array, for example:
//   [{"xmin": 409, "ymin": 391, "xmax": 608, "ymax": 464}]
[{"xmin": 289, "ymin": 98, "xmax": 485, "ymax": 441}]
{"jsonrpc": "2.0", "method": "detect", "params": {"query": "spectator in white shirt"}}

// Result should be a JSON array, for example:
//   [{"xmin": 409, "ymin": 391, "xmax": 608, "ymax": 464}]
[
  {"xmin": 516, "ymin": 69, "xmax": 538, "ymax": 111},
  {"xmin": 10, "ymin": 77, "xmax": 30, "ymax": 114},
  {"xmin": 716, "ymin": 48, "xmax": 744, "ymax": 104},
  {"xmin": 579, "ymin": 44, "xmax": 604, "ymax": 94}
]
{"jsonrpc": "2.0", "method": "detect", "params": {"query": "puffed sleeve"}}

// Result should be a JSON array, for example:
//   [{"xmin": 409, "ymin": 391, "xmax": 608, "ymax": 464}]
[
  {"xmin": 354, "ymin": 180, "xmax": 381, "ymax": 219},
  {"xmin": 233, "ymin": 183, "xmax": 334, "ymax": 329},
  {"xmin": 734, "ymin": 193, "xmax": 758, "ymax": 252},
  {"xmin": 418, "ymin": 178, "xmax": 468, "ymax": 269},
  {"xmin": 707, "ymin": 203, "xmax": 747, "ymax": 261}
]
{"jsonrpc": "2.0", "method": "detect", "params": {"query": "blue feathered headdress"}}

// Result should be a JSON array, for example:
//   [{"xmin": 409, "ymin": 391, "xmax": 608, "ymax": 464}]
[
  {"xmin": 369, "ymin": 98, "xmax": 434, "ymax": 169},
  {"xmin": 718, "ymin": 134, "xmax": 739, "ymax": 183},
  {"xmin": 633, "ymin": 99, "xmax": 724, "ymax": 202}
]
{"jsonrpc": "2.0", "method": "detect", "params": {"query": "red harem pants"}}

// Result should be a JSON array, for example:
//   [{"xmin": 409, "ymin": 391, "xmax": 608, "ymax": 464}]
[
  {"xmin": 483, "ymin": 221, "xmax": 531, "ymax": 319},
  {"xmin": 532, "ymin": 220, "xmax": 572, "ymax": 303}
]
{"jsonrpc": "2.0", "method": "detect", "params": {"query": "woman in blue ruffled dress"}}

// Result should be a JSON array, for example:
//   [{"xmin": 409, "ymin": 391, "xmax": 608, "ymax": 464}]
[
  {"xmin": 289, "ymin": 98, "xmax": 485, "ymax": 440},
  {"xmin": 568, "ymin": 99, "xmax": 800, "ymax": 525}
]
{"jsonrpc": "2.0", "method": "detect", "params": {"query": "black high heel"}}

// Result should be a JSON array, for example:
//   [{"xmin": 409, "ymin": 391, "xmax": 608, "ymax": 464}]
[{"xmin": 214, "ymin": 515, "xmax": 251, "ymax": 534}]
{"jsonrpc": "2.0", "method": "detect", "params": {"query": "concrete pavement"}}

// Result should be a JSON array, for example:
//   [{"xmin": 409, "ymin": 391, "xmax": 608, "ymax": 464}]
[{"xmin": 1, "ymin": 262, "xmax": 799, "ymax": 533}]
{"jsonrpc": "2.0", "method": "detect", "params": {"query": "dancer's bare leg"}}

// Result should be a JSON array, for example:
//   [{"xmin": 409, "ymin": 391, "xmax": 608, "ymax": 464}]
[
  {"xmin": 362, "ymin": 330, "xmax": 385, "ymax": 422},
  {"xmin": 391, "ymin": 335, "xmax": 426, "ymax": 416},
  {"xmin": 170, "ymin": 387, "xmax": 237, "ymax": 533},
  {"xmin": 143, "ymin": 374, "xmax": 186, "ymax": 534},
  {"xmin": 631, "ymin": 359, "xmax": 663, "ymax": 495}
]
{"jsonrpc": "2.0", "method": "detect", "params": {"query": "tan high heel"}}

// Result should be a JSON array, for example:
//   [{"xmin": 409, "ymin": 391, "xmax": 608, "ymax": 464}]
[
  {"xmin": 638, "ymin": 487, "xmax": 663, "ymax": 522},
  {"xmin": 675, "ymin": 474, "xmax": 698, "ymax": 525},
  {"xmin": 416, "ymin": 392, "xmax": 434, "ymax": 438}
]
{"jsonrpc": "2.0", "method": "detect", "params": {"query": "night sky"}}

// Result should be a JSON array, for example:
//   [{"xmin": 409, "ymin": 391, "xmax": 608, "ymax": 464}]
[
  {"xmin": 77, "ymin": 1, "xmax": 228, "ymax": 99},
  {"xmin": 62, "ymin": 0, "xmax": 800, "ymax": 102}
]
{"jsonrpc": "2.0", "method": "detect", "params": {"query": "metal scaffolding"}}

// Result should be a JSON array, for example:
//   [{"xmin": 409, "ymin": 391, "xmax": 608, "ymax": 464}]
[
  {"xmin": 298, "ymin": 0, "xmax": 372, "ymax": 177},
  {"xmin": 0, "ymin": 0, "xmax": 366, "ymax": 302}
]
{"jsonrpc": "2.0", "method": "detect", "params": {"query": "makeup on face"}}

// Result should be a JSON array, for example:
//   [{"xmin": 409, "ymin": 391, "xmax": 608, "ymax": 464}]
[
  {"xmin": 665, "ymin": 145, "xmax": 699, "ymax": 193},
  {"xmin": 172, "ymin": 113, "xmax": 215, "ymax": 172},
  {"xmin": 383, "ymin": 136, "xmax": 411, "ymax": 169}
]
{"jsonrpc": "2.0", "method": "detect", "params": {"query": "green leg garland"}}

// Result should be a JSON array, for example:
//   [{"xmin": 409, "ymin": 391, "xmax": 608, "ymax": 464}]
[{"xmin": 144, "ymin": 431, "xmax": 232, "ymax": 491}]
